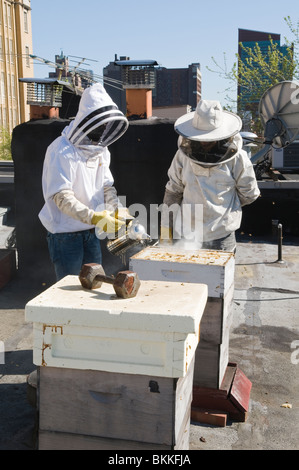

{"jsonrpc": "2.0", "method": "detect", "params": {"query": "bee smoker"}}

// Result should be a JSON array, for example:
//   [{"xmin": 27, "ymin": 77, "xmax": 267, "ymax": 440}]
[{"xmin": 106, "ymin": 219, "xmax": 151, "ymax": 258}]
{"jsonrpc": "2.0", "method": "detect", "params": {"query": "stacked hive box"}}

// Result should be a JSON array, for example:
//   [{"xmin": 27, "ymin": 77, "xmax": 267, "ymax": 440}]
[
  {"xmin": 25, "ymin": 276, "xmax": 207, "ymax": 450},
  {"xmin": 130, "ymin": 246, "xmax": 235, "ymax": 389}
]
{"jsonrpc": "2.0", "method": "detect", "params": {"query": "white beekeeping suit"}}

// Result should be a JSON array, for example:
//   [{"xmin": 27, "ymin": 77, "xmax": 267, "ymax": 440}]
[
  {"xmin": 39, "ymin": 83, "xmax": 129, "ymax": 234},
  {"xmin": 39, "ymin": 83, "xmax": 130, "ymax": 280},
  {"xmin": 161, "ymin": 100, "xmax": 260, "ymax": 251}
]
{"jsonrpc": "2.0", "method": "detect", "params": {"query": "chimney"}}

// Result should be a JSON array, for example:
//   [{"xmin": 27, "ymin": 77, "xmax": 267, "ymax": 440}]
[{"xmin": 114, "ymin": 59, "xmax": 158, "ymax": 119}]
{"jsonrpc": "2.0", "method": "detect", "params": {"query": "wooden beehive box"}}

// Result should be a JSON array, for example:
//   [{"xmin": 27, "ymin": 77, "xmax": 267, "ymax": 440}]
[
  {"xmin": 37, "ymin": 361, "xmax": 194, "ymax": 450},
  {"xmin": 130, "ymin": 246, "xmax": 235, "ymax": 298},
  {"xmin": 130, "ymin": 246, "xmax": 235, "ymax": 389},
  {"xmin": 25, "ymin": 276, "xmax": 207, "ymax": 379},
  {"xmin": 25, "ymin": 276, "xmax": 208, "ymax": 450}
]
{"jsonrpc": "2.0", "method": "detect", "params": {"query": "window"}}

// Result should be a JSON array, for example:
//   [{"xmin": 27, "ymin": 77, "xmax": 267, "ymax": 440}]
[
  {"xmin": 11, "ymin": 74, "xmax": 15, "ymax": 98},
  {"xmin": 24, "ymin": 10, "xmax": 28, "ymax": 33},
  {"xmin": 7, "ymin": 73, "xmax": 11, "ymax": 97},
  {"xmin": 13, "ymin": 107, "xmax": 18, "ymax": 127},
  {"xmin": 9, "ymin": 39, "xmax": 14, "ymax": 64},
  {"xmin": 4, "ymin": 3, "xmax": 7, "ymax": 27},
  {"xmin": 9, "ymin": 108, "xmax": 12, "ymax": 130},
  {"xmin": 1, "ymin": 72, "xmax": 5, "ymax": 99},
  {"xmin": 7, "ymin": 4, "xmax": 11, "ymax": 29},
  {"xmin": 25, "ymin": 46, "xmax": 30, "ymax": 67}
]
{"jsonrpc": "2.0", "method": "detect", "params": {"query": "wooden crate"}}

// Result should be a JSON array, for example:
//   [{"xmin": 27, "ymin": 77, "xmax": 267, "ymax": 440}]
[{"xmin": 38, "ymin": 359, "xmax": 194, "ymax": 450}]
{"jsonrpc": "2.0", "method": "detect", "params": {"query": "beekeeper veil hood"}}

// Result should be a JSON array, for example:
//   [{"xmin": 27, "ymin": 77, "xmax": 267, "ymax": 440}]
[
  {"xmin": 175, "ymin": 100, "xmax": 242, "ymax": 166},
  {"xmin": 65, "ymin": 83, "xmax": 128, "ymax": 148}
]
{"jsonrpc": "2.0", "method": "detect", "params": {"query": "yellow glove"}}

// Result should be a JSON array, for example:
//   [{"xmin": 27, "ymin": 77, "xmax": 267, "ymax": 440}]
[
  {"xmin": 91, "ymin": 210, "xmax": 125, "ymax": 234},
  {"xmin": 160, "ymin": 226, "xmax": 173, "ymax": 245},
  {"xmin": 115, "ymin": 207, "xmax": 134, "ymax": 221}
]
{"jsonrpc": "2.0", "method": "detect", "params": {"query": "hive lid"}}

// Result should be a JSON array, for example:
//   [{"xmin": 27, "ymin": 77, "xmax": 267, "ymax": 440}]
[{"xmin": 25, "ymin": 276, "xmax": 207, "ymax": 334}]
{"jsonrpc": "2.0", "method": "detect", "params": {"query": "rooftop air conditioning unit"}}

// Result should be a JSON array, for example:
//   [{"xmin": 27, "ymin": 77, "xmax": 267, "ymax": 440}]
[{"xmin": 271, "ymin": 140, "xmax": 299, "ymax": 170}]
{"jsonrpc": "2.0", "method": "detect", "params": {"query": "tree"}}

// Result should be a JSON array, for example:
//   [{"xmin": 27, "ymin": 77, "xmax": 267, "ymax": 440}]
[
  {"xmin": 0, "ymin": 127, "xmax": 12, "ymax": 161},
  {"xmin": 207, "ymin": 17, "xmax": 299, "ymax": 135}
]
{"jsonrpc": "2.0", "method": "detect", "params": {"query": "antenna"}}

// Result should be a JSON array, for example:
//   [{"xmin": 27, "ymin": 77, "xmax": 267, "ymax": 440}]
[
  {"xmin": 30, "ymin": 54, "xmax": 125, "ymax": 91},
  {"xmin": 68, "ymin": 54, "xmax": 99, "ymax": 63}
]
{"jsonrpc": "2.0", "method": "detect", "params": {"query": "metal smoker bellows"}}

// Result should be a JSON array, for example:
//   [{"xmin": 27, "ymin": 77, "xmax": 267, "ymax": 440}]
[{"xmin": 106, "ymin": 219, "xmax": 151, "ymax": 259}]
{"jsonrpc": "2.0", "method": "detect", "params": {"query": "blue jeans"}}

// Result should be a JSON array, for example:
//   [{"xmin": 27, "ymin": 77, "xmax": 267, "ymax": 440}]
[
  {"xmin": 47, "ymin": 229, "xmax": 102, "ymax": 281},
  {"xmin": 202, "ymin": 232, "xmax": 236, "ymax": 253}
]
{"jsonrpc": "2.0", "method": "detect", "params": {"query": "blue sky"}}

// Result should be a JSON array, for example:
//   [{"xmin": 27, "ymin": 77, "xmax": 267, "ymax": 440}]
[{"xmin": 30, "ymin": 0, "xmax": 298, "ymax": 107}]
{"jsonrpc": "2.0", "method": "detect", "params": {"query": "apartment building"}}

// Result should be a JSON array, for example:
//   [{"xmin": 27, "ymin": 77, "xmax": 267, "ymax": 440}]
[
  {"xmin": 0, "ymin": 0, "xmax": 34, "ymax": 132},
  {"xmin": 103, "ymin": 55, "xmax": 201, "ymax": 115},
  {"xmin": 153, "ymin": 63, "xmax": 201, "ymax": 111}
]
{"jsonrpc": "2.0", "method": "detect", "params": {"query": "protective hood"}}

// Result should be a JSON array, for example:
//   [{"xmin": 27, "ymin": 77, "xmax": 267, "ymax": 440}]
[
  {"xmin": 63, "ymin": 83, "xmax": 128, "ymax": 149},
  {"xmin": 175, "ymin": 100, "xmax": 242, "ymax": 142},
  {"xmin": 178, "ymin": 133, "xmax": 243, "ymax": 167}
]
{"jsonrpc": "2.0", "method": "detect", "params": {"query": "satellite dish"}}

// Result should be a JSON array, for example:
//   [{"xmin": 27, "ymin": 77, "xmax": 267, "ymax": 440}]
[
  {"xmin": 259, "ymin": 80, "xmax": 299, "ymax": 147},
  {"xmin": 251, "ymin": 81, "xmax": 299, "ymax": 164}
]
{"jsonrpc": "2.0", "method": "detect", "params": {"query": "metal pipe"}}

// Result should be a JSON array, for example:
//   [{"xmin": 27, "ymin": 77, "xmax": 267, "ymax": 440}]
[
  {"xmin": 277, "ymin": 224, "xmax": 284, "ymax": 263},
  {"xmin": 250, "ymin": 144, "xmax": 272, "ymax": 164}
]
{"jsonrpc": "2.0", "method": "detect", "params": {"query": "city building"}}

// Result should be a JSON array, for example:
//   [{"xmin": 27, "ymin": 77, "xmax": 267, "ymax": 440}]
[
  {"xmin": 0, "ymin": 0, "xmax": 34, "ymax": 132},
  {"xmin": 238, "ymin": 28, "xmax": 291, "ymax": 116},
  {"xmin": 103, "ymin": 55, "xmax": 201, "ymax": 117},
  {"xmin": 153, "ymin": 63, "xmax": 201, "ymax": 112},
  {"xmin": 48, "ymin": 51, "xmax": 94, "ymax": 90},
  {"xmin": 103, "ymin": 55, "xmax": 128, "ymax": 113}
]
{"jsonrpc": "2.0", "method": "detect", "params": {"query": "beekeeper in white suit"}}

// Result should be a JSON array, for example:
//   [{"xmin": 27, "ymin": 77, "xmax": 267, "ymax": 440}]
[
  {"xmin": 39, "ymin": 83, "xmax": 131, "ymax": 280},
  {"xmin": 161, "ymin": 100, "xmax": 260, "ymax": 252}
]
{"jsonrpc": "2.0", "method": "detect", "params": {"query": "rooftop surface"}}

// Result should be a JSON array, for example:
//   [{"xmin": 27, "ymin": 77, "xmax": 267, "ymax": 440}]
[{"xmin": 0, "ymin": 231, "xmax": 298, "ymax": 450}]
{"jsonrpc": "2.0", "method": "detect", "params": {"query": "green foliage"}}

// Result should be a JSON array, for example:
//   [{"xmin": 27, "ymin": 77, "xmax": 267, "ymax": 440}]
[
  {"xmin": 0, "ymin": 127, "xmax": 12, "ymax": 161},
  {"xmin": 207, "ymin": 17, "xmax": 299, "ymax": 134},
  {"xmin": 284, "ymin": 16, "xmax": 299, "ymax": 65},
  {"xmin": 237, "ymin": 38, "xmax": 295, "ymax": 104}
]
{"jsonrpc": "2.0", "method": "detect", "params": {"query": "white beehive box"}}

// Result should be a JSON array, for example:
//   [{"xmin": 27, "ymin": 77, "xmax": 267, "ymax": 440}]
[
  {"xmin": 130, "ymin": 246, "xmax": 235, "ymax": 298},
  {"xmin": 25, "ymin": 276, "xmax": 207, "ymax": 379}
]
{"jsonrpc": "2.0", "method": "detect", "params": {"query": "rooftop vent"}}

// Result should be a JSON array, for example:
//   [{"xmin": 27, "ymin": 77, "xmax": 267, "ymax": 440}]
[
  {"xmin": 115, "ymin": 60, "xmax": 158, "ymax": 89},
  {"xmin": 19, "ymin": 78, "xmax": 74, "ymax": 119},
  {"xmin": 114, "ymin": 60, "xmax": 159, "ymax": 119}
]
